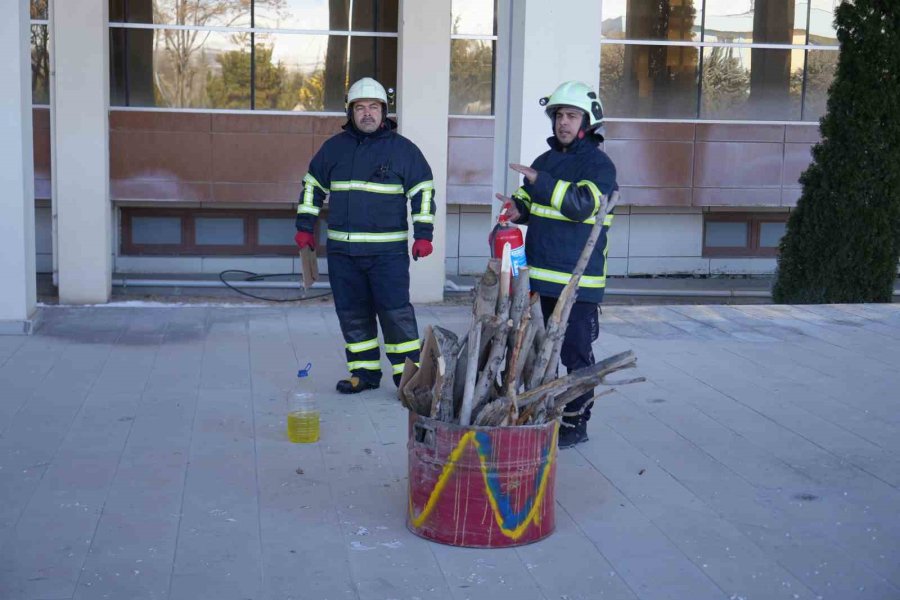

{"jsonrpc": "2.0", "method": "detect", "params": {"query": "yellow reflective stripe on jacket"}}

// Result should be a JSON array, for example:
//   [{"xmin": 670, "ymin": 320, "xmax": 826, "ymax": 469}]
[
  {"xmin": 512, "ymin": 187, "xmax": 532, "ymax": 209},
  {"xmin": 346, "ymin": 338, "xmax": 379, "ymax": 353},
  {"xmin": 303, "ymin": 172, "xmax": 329, "ymax": 193},
  {"xmin": 577, "ymin": 180, "xmax": 602, "ymax": 216},
  {"xmin": 348, "ymin": 360, "xmax": 381, "ymax": 371},
  {"xmin": 406, "ymin": 180, "xmax": 434, "ymax": 200},
  {"xmin": 384, "ymin": 339, "xmax": 421, "ymax": 354},
  {"xmin": 419, "ymin": 189, "xmax": 433, "ymax": 216},
  {"xmin": 550, "ymin": 180, "xmax": 571, "ymax": 211},
  {"xmin": 327, "ymin": 229, "xmax": 408, "ymax": 243},
  {"xmin": 529, "ymin": 266, "xmax": 606, "ymax": 288},
  {"xmin": 529, "ymin": 205, "xmax": 615, "ymax": 227},
  {"xmin": 331, "ymin": 180, "xmax": 405, "ymax": 194},
  {"xmin": 392, "ymin": 362, "xmax": 419, "ymax": 375},
  {"xmin": 297, "ymin": 204, "xmax": 320, "ymax": 216},
  {"xmin": 408, "ymin": 180, "xmax": 435, "ymax": 220}
]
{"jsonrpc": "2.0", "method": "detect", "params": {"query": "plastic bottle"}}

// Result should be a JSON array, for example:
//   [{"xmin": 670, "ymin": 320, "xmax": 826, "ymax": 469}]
[
  {"xmin": 489, "ymin": 204, "xmax": 527, "ymax": 277},
  {"xmin": 286, "ymin": 362, "xmax": 319, "ymax": 443}
]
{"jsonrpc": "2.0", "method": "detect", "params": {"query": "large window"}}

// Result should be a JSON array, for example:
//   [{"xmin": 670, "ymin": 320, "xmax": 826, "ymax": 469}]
[
  {"xmin": 600, "ymin": 0, "xmax": 840, "ymax": 121},
  {"xmin": 450, "ymin": 0, "xmax": 496, "ymax": 115},
  {"xmin": 109, "ymin": 0, "xmax": 398, "ymax": 112},
  {"xmin": 31, "ymin": 0, "xmax": 50, "ymax": 105}
]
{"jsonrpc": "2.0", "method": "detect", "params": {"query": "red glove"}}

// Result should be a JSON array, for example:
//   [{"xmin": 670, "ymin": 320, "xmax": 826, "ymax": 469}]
[
  {"xmin": 412, "ymin": 239, "xmax": 433, "ymax": 261},
  {"xmin": 294, "ymin": 231, "xmax": 315, "ymax": 250}
]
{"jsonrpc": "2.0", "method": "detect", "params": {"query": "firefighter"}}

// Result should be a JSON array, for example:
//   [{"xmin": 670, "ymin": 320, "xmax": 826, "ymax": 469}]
[
  {"xmin": 496, "ymin": 80, "xmax": 617, "ymax": 448},
  {"xmin": 294, "ymin": 77, "xmax": 435, "ymax": 394}
]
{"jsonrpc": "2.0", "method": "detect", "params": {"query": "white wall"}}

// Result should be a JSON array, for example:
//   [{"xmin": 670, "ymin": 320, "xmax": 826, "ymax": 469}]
[
  {"xmin": 55, "ymin": 0, "xmax": 112, "ymax": 303},
  {"xmin": 493, "ymin": 0, "xmax": 603, "ymax": 220},
  {"xmin": 442, "ymin": 206, "xmax": 783, "ymax": 278},
  {"xmin": 0, "ymin": 0, "xmax": 37, "ymax": 332},
  {"xmin": 399, "ymin": 0, "xmax": 451, "ymax": 303}
]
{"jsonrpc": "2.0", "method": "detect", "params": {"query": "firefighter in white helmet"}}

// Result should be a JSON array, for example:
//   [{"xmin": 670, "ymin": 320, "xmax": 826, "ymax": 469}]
[
  {"xmin": 294, "ymin": 77, "xmax": 436, "ymax": 393},
  {"xmin": 497, "ymin": 80, "xmax": 618, "ymax": 447}
]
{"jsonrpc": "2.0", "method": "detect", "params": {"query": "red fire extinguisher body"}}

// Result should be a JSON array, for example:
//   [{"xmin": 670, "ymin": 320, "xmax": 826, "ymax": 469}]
[{"xmin": 489, "ymin": 212, "xmax": 528, "ymax": 277}]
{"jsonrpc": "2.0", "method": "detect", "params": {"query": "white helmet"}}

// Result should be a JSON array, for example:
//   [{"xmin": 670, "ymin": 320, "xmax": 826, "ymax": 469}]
[{"xmin": 347, "ymin": 77, "xmax": 388, "ymax": 107}]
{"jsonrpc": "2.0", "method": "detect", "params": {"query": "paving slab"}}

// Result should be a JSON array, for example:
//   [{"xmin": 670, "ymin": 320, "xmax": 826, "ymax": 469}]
[{"xmin": 1, "ymin": 303, "xmax": 899, "ymax": 600}]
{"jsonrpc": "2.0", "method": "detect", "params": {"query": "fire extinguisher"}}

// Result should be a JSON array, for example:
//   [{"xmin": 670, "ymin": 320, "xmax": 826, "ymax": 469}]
[{"xmin": 488, "ymin": 203, "xmax": 527, "ymax": 277}]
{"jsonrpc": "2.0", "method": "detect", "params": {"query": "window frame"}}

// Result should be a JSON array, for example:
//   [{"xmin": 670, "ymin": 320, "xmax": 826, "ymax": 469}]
[
  {"xmin": 702, "ymin": 212, "xmax": 789, "ymax": 258},
  {"xmin": 121, "ymin": 207, "xmax": 323, "ymax": 256}
]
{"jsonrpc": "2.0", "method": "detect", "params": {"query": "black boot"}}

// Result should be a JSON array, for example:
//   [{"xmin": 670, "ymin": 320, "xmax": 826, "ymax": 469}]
[
  {"xmin": 558, "ymin": 417, "xmax": 589, "ymax": 449},
  {"xmin": 392, "ymin": 373, "xmax": 402, "ymax": 387},
  {"xmin": 336, "ymin": 376, "xmax": 380, "ymax": 394}
]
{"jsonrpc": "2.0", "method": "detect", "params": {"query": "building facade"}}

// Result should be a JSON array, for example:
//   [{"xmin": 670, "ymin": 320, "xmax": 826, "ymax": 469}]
[{"xmin": 1, "ymin": 0, "xmax": 841, "ymax": 330}]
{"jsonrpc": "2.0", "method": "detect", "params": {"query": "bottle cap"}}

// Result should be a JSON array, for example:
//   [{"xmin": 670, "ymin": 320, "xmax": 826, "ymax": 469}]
[{"xmin": 297, "ymin": 362, "xmax": 312, "ymax": 378}]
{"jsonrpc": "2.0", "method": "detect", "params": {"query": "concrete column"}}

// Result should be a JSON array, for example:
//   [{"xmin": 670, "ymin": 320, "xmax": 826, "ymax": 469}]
[
  {"xmin": 0, "ymin": 0, "xmax": 37, "ymax": 334},
  {"xmin": 398, "ymin": 0, "xmax": 450, "ymax": 303},
  {"xmin": 493, "ymin": 0, "xmax": 602, "ymax": 220},
  {"xmin": 54, "ymin": 0, "xmax": 112, "ymax": 303}
]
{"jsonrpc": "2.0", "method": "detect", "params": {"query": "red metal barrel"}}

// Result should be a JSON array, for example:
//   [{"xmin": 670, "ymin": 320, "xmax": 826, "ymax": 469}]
[{"xmin": 406, "ymin": 413, "xmax": 558, "ymax": 548}]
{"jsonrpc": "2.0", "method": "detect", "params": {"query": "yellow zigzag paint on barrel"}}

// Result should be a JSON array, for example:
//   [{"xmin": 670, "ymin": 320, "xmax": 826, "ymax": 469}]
[{"xmin": 409, "ymin": 424, "xmax": 558, "ymax": 540}]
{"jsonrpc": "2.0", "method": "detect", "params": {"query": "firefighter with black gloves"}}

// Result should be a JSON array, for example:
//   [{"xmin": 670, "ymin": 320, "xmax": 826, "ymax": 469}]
[
  {"xmin": 496, "ymin": 81, "xmax": 617, "ymax": 448},
  {"xmin": 294, "ymin": 77, "xmax": 436, "ymax": 394}
]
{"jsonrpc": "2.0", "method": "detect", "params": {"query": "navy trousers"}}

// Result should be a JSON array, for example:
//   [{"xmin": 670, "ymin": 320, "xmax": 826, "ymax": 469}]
[{"xmin": 328, "ymin": 252, "xmax": 421, "ymax": 384}]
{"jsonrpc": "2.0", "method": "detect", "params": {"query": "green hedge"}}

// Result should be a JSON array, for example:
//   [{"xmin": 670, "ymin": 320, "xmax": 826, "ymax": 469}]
[{"xmin": 773, "ymin": 0, "xmax": 900, "ymax": 304}]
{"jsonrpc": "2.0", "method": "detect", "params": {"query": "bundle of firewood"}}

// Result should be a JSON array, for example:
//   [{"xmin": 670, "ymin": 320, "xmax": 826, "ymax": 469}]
[{"xmin": 398, "ymin": 191, "xmax": 645, "ymax": 427}]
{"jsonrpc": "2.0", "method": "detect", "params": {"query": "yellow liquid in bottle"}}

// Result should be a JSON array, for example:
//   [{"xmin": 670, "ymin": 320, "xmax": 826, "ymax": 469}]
[{"xmin": 287, "ymin": 410, "xmax": 320, "ymax": 443}]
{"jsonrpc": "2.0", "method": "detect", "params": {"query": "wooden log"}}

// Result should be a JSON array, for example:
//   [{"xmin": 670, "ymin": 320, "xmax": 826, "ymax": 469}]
[
  {"xmin": 459, "ymin": 262, "xmax": 501, "ymax": 426},
  {"xmin": 512, "ymin": 295, "xmax": 540, "ymax": 390},
  {"xmin": 503, "ymin": 305, "xmax": 532, "ymax": 423},
  {"xmin": 520, "ymin": 298, "xmax": 545, "ymax": 389},
  {"xmin": 503, "ymin": 267, "xmax": 530, "ymax": 380},
  {"xmin": 473, "ymin": 397, "xmax": 513, "ymax": 427},
  {"xmin": 471, "ymin": 246, "xmax": 513, "ymax": 409},
  {"xmin": 542, "ymin": 387, "xmax": 618, "ymax": 422},
  {"xmin": 530, "ymin": 191, "xmax": 620, "ymax": 388},
  {"xmin": 451, "ymin": 331, "xmax": 468, "ymax": 418},
  {"xmin": 508, "ymin": 267, "xmax": 530, "ymax": 331},
  {"xmin": 518, "ymin": 349, "xmax": 637, "ymax": 412},
  {"xmin": 430, "ymin": 326, "xmax": 460, "ymax": 422}
]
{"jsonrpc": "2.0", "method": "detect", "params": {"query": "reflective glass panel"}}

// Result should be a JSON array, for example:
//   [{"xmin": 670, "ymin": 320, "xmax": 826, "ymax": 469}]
[
  {"xmin": 31, "ymin": 25, "xmax": 50, "ymax": 105},
  {"xmin": 31, "ymin": 0, "xmax": 48, "ymax": 19},
  {"xmin": 255, "ymin": 0, "xmax": 343, "ymax": 30},
  {"xmin": 449, "ymin": 39, "xmax": 494, "ymax": 115},
  {"xmin": 351, "ymin": 0, "xmax": 399, "ymax": 32},
  {"xmin": 253, "ymin": 33, "xmax": 329, "ymax": 110},
  {"xmin": 759, "ymin": 221, "xmax": 787, "ymax": 247},
  {"xmin": 703, "ymin": 0, "xmax": 806, "ymax": 44},
  {"xmin": 808, "ymin": 0, "xmax": 839, "ymax": 45},
  {"xmin": 602, "ymin": 0, "xmax": 701, "ymax": 42},
  {"xmin": 111, "ymin": 0, "xmax": 251, "ymax": 27},
  {"xmin": 258, "ymin": 218, "xmax": 296, "ymax": 245},
  {"xmin": 705, "ymin": 221, "xmax": 748, "ymax": 247},
  {"xmin": 110, "ymin": 28, "xmax": 251, "ymax": 108},
  {"xmin": 255, "ymin": 0, "xmax": 397, "ymax": 31},
  {"xmin": 600, "ymin": 43, "xmax": 700, "ymax": 118},
  {"xmin": 132, "ymin": 217, "xmax": 182, "ymax": 244},
  {"xmin": 196, "ymin": 217, "xmax": 245, "ymax": 245},
  {"xmin": 700, "ymin": 46, "xmax": 803, "ymax": 120},
  {"xmin": 452, "ymin": 0, "xmax": 496, "ymax": 36},
  {"xmin": 802, "ymin": 49, "xmax": 838, "ymax": 121}
]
